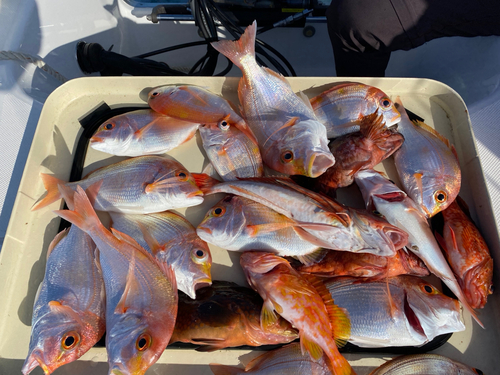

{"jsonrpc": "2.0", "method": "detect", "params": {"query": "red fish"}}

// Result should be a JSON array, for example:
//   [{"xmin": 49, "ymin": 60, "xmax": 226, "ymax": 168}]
[
  {"xmin": 240, "ymin": 251, "xmax": 356, "ymax": 375},
  {"xmin": 435, "ymin": 197, "xmax": 494, "ymax": 309},
  {"xmin": 296, "ymin": 249, "xmax": 429, "ymax": 279},
  {"xmin": 316, "ymin": 112, "xmax": 404, "ymax": 193}
]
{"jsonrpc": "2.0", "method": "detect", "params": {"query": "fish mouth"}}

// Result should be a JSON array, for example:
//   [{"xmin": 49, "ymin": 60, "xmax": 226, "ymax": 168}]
[
  {"xmin": 22, "ymin": 350, "xmax": 51, "ymax": 375},
  {"xmin": 187, "ymin": 190, "xmax": 204, "ymax": 198},
  {"xmin": 307, "ymin": 151, "xmax": 335, "ymax": 178},
  {"xmin": 196, "ymin": 225, "xmax": 212, "ymax": 236},
  {"xmin": 90, "ymin": 135, "xmax": 103, "ymax": 144}
]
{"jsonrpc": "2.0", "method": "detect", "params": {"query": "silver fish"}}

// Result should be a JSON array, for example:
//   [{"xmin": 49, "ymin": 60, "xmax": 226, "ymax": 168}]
[
  {"xmin": 90, "ymin": 109, "xmax": 200, "ymax": 157},
  {"xmin": 109, "ymin": 211, "xmax": 212, "ymax": 299},
  {"xmin": 210, "ymin": 343, "xmax": 332, "ymax": 375},
  {"xmin": 393, "ymin": 97, "xmax": 461, "ymax": 217},
  {"xmin": 310, "ymin": 82, "xmax": 401, "ymax": 138},
  {"xmin": 354, "ymin": 168, "xmax": 482, "ymax": 328},
  {"xmin": 324, "ymin": 276, "xmax": 465, "ymax": 348},
  {"xmin": 211, "ymin": 21, "xmax": 335, "ymax": 177},
  {"xmin": 55, "ymin": 186, "xmax": 178, "ymax": 375},
  {"xmin": 194, "ymin": 174, "xmax": 408, "ymax": 256},
  {"xmin": 369, "ymin": 354, "xmax": 483, "ymax": 375},
  {"xmin": 196, "ymin": 195, "xmax": 324, "ymax": 265},
  {"xmin": 199, "ymin": 116, "xmax": 263, "ymax": 181},
  {"xmin": 22, "ymin": 226, "xmax": 105, "ymax": 375},
  {"xmin": 32, "ymin": 155, "xmax": 203, "ymax": 213}
]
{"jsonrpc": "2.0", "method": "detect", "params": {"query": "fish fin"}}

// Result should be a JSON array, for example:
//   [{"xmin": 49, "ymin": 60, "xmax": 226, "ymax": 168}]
[
  {"xmin": 177, "ymin": 86, "xmax": 210, "ymax": 106},
  {"xmin": 192, "ymin": 173, "xmax": 221, "ymax": 194},
  {"xmin": 302, "ymin": 274, "xmax": 351, "ymax": 347},
  {"xmin": 385, "ymin": 276, "xmax": 398, "ymax": 321},
  {"xmin": 298, "ymin": 90, "xmax": 315, "ymax": 112},
  {"xmin": 115, "ymin": 253, "xmax": 141, "ymax": 314},
  {"xmin": 53, "ymin": 186, "xmax": 102, "ymax": 233},
  {"xmin": 48, "ymin": 301, "xmax": 82, "ymax": 324},
  {"xmin": 412, "ymin": 172, "xmax": 424, "ymax": 204},
  {"xmin": 261, "ymin": 300, "xmax": 279, "ymax": 330},
  {"xmin": 133, "ymin": 117, "xmax": 163, "ymax": 139},
  {"xmin": 300, "ymin": 334, "xmax": 323, "ymax": 361},
  {"xmin": 32, "ymin": 173, "xmax": 65, "ymax": 211},
  {"xmin": 293, "ymin": 226, "xmax": 335, "ymax": 249},
  {"xmin": 47, "ymin": 228, "xmax": 70, "ymax": 259},
  {"xmin": 209, "ymin": 364, "xmax": 243, "ymax": 375},
  {"xmin": 359, "ymin": 111, "xmax": 386, "ymax": 140},
  {"xmin": 262, "ymin": 116, "xmax": 300, "ymax": 147},
  {"xmin": 275, "ymin": 179, "xmax": 350, "ymax": 226},
  {"xmin": 58, "ymin": 184, "xmax": 76, "ymax": 210},
  {"xmin": 235, "ymin": 118, "xmax": 259, "ymax": 146},
  {"xmin": 110, "ymin": 228, "xmax": 143, "ymax": 250},
  {"xmin": 412, "ymin": 119, "xmax": 454, "ymax": 150},
  {"xmin": 211, "ymin": 21, "xmax": 256, "ymax": 70},
  {"xmin": 195, "ymin": 345, "xmax": 225, "ymax": 352},
  {"xmin": 246, "ymin": 222, "xmax": 296, "ymax": 236},
  {"xmin": 144, "ymin": 175, "xmax": 184, "ymax": 194},
  {"xmin": 137, "ymin": 222, "xmax": 162, "ymax": 255},
  {"xmin": 295, "ymin": 248, "xmax": 329, "ymax": 266}
]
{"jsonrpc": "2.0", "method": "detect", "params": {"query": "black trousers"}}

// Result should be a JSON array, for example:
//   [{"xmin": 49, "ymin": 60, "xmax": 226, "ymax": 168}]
[{"xmin": 326, "ymin": 0, "xmax": 500, "ymax": 77}]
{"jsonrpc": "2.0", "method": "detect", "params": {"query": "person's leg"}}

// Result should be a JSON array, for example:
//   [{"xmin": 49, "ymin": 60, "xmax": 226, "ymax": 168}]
[
  {"xmin": 327, "ymin": 0, "xmax": 500, "ymax": 77},
  {"xmin": 326, "ymin": 0, "xmax": 412, "ymax": 77}
]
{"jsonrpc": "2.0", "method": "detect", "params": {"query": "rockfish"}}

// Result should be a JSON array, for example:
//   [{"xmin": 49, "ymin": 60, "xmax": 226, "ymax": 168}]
[
  {"xmin": 434, "ymin": 197, "xmax": 494, "ymax": 309},
  {"xmin": 170, "ymin": 280, "xmax": 298, "ymax": 350},
  {"xmin": 240, "ymin": 251, "xmax": 355, "ymax": 375}
]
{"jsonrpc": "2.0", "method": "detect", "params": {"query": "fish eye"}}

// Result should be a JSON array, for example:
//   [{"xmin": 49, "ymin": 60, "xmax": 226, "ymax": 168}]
[
  {"xmin": 176, "ymin": 171, "xmax": 188, "ymax": 181},
  {"xmin": 218, "ymin": 120, "xmax": 230, "ymax": 130},
  {"xmin": 489, "ymin": 285, "xmax": 495, "ymax": 294},
  {"xmin": 280, "ymin": 150, "xmax": 294, "ymax": 163},
  {"xmin": 372, "ymin": 210, "xmax": 383, "ymax": 217},
  {"xmin": 380, "ymin": 98, "xmax": 392, "ymax": 108},
  {"xmin": 136, "ymin": 333, "xmax": 152, "ymax": 352},
  {"xmin": 212, "ymin": 206, "xmax": 226, "ymax": 217},
  {"xmin": 434, "ymin": 190, "xmax": 447, "ymax": 203},
  {"xmin": 474, "ymin": 368, "xmax": 484, "ymax": 375},
  {"xmin": 421, "ymin": 284, "xmax": 437, "ymax": 294},
  {"xmin": 104, "ymin": 123, "xmax": 115, "ymax": 130},
  {"xmin": 192, "ymin": 248, "xmax": 208, "ymax": 262},
  {"xmin": 151, "ymin": 92, "xmax": 159, "ymax": 98},
  {"xmin": 62, "ymin": 331, "xmax": 80, "ymax": 350}
]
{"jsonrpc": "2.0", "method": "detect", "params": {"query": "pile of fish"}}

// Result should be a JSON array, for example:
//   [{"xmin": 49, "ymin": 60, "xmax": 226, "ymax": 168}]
[{"xmin": 23, "ymin": 20, "xmax": 492, "ymax": 375}]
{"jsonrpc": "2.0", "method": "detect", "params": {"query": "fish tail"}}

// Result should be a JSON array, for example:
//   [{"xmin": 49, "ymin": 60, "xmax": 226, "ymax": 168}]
[
  {"xmin": 325, "ymin": 345, "xmax": 357, "ymax": 375},
  {"xmin": 192, "ymin": 173, "xmax": 220, "ymax": 194},
  {"xmin": 209, "ymin": 363, "xmax": 242, "ymax": 375},
  {"xmin": 53, "ymin": 185, "xmax": 102, "ymax": 234},
  {"xmin": 211, "ymin": 21, "xmax": 256, "ymax": 70},
  {"xmin": 31, "ymin": 173, "xmax": 66, "ymax": 211}
]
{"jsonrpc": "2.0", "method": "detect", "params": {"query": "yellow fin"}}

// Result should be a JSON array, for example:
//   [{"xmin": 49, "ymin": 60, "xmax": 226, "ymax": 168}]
[
  {"xmin": 137, "ymin": 222, "xmax": 162, "ymax": 255},
  {"xmin": 261, "ymin": 300, "xmax": 279, "ymax": 330},
  {"xmin": 111, "ymin": 228, "xmax": 143, "ymax": 250},
  {"xmin": 115, "ymin": 254, "xmax": 140, "ymax": 314},
  {"xmin": 300, "ymin": 334, "xmax": 323, "ymax": 361},
  {"xmin": 295, "ymin": 248, "xmax": 328, "ymax": 266},
  {"xmin": 302, "ymin": 274, "xmax": 351, "ymax": 347},
  {"xmin": 263, "ymin": 116, "xmax": 300, "ymax": 147}
]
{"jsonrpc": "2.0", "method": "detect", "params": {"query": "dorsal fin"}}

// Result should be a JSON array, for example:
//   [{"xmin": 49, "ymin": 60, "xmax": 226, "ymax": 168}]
[
  {"xmin": 412, "ymin": 120, "xmax": 453, "ymax": 150},
  {"xmin": 302, "ymin": 274, "xmax": 351, "ymax": 347}
]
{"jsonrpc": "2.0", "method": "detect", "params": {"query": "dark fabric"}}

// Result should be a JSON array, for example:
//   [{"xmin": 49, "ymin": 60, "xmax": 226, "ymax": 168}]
[{"xmin": 326, "ymin": 0, "xmax": 500, "ymax": 77}]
